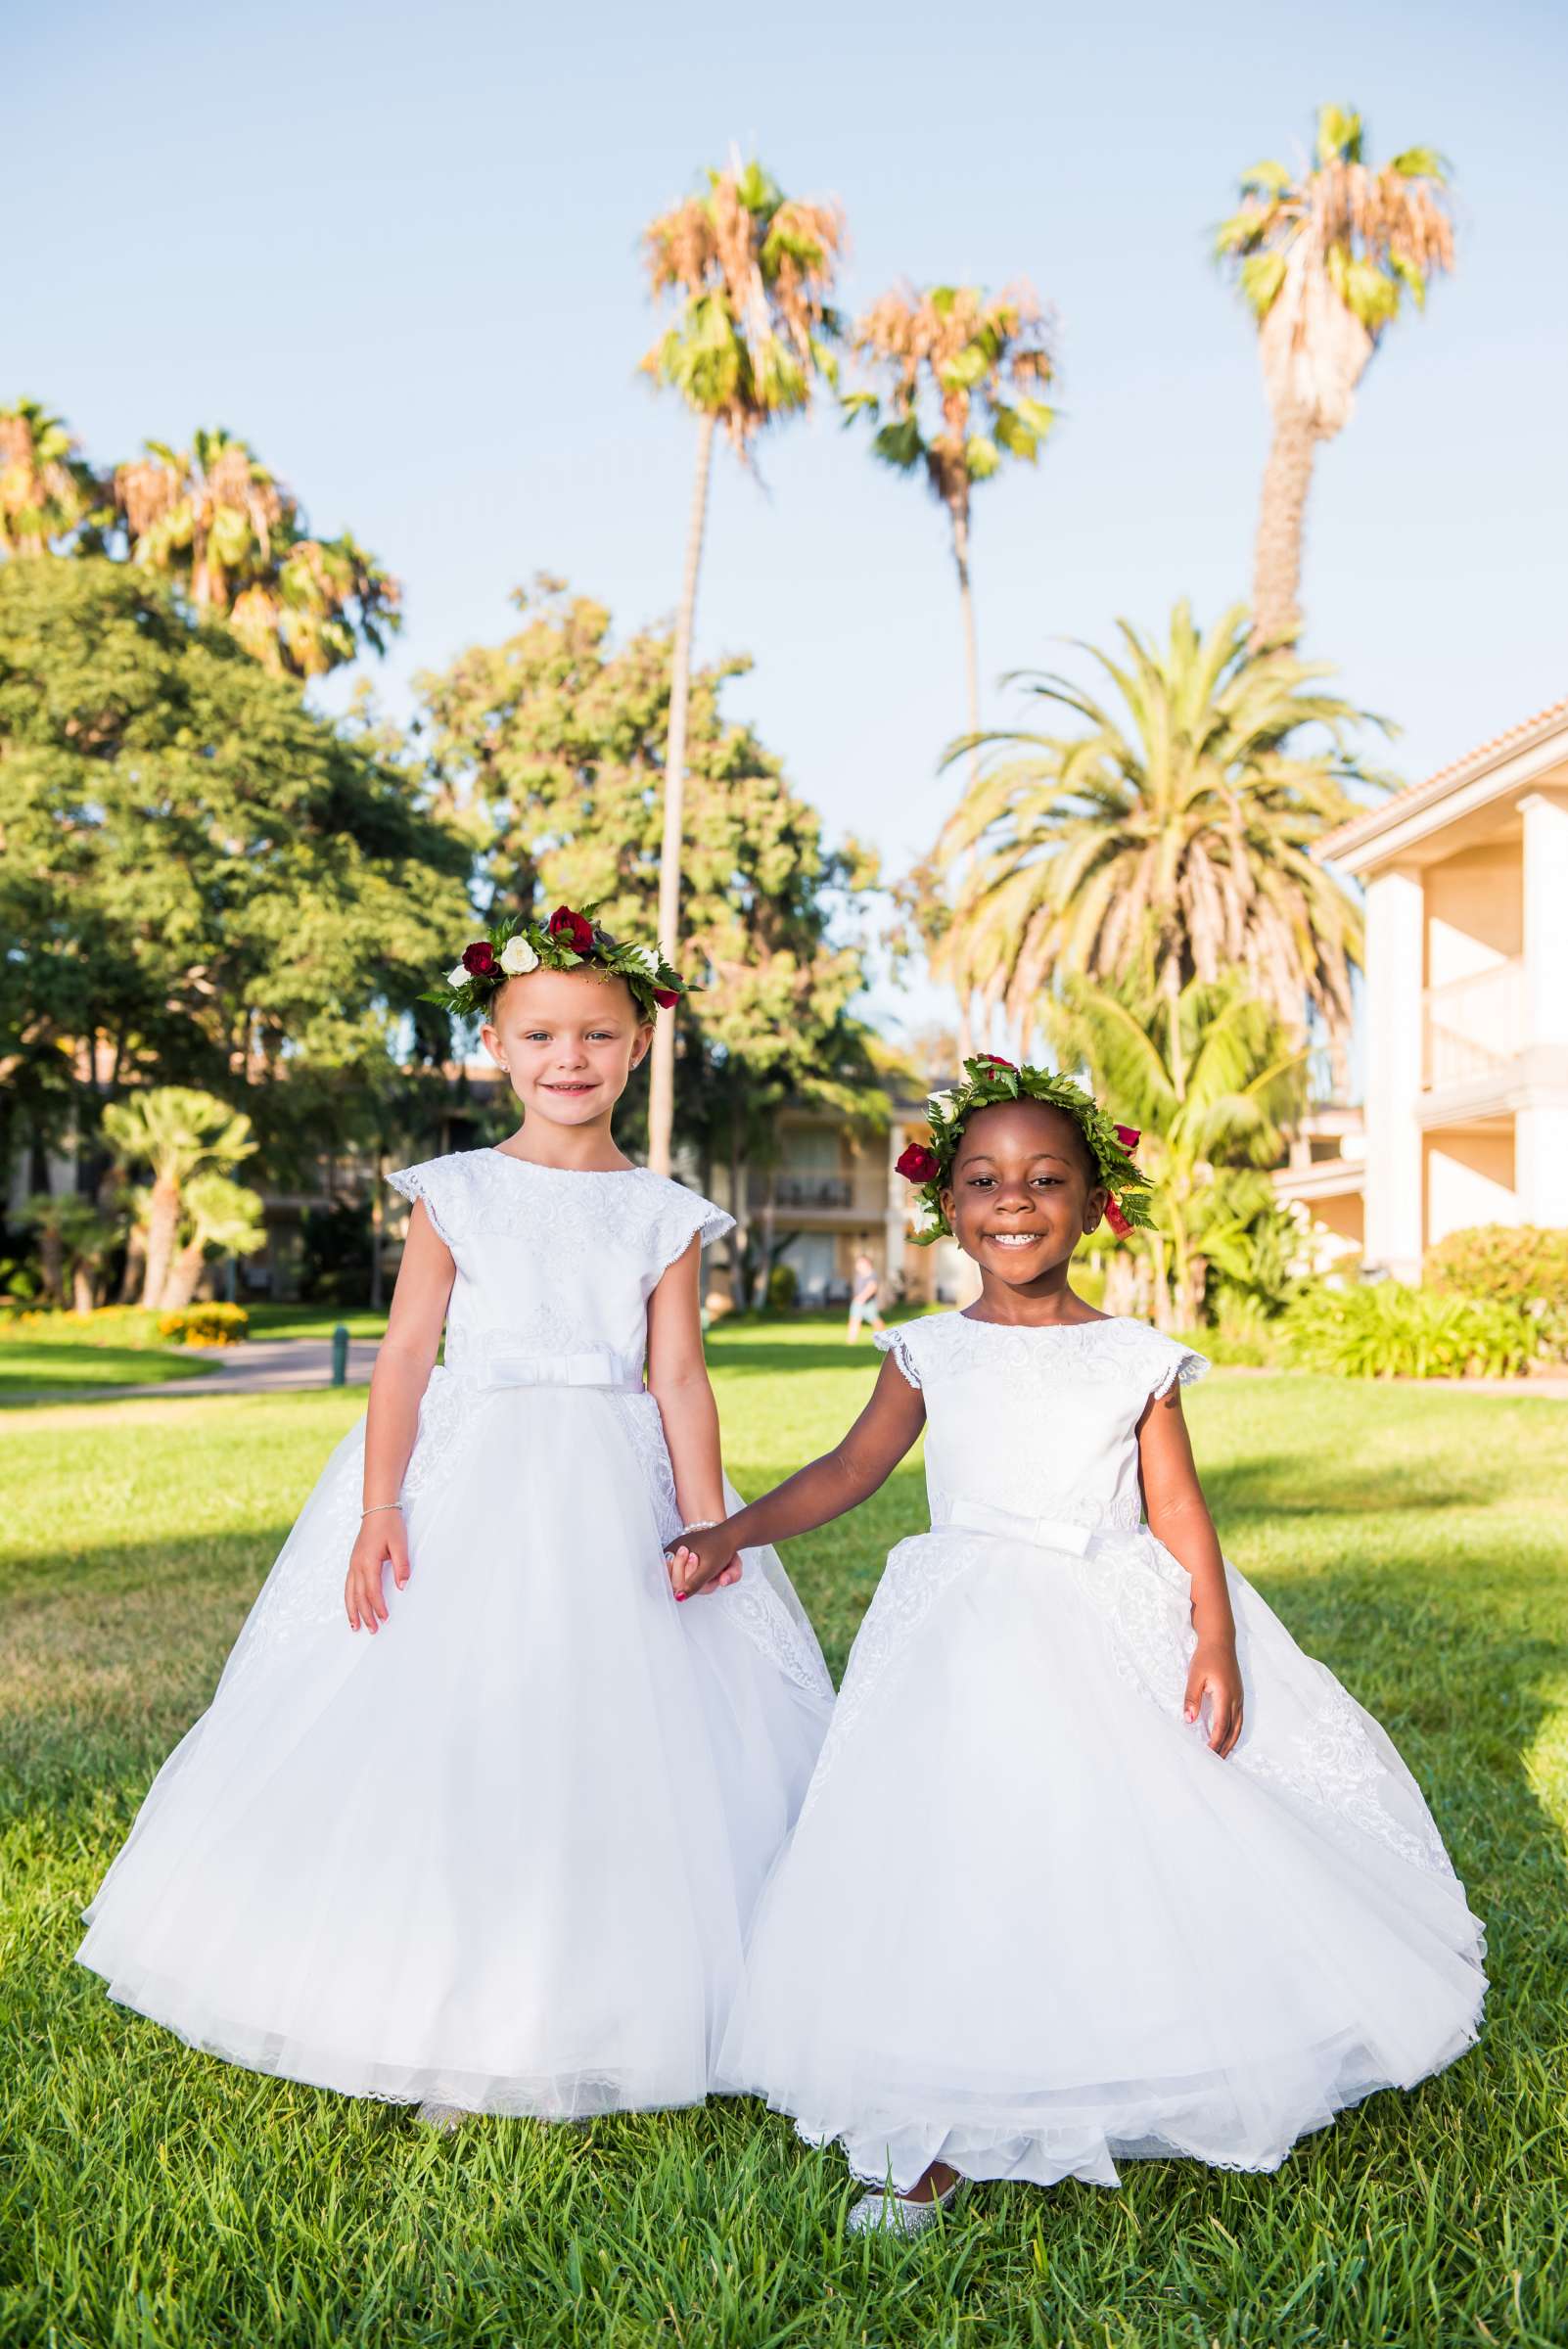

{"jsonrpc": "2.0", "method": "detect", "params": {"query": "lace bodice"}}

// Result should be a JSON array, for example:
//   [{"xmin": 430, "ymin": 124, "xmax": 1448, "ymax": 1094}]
[
  {"xmin": 875, "ymin": 1313, "xmax": 1207, "ymax": 1536},
  {"xmin": 389, "ymin": 1151, "xmax": 733, "ymax": 1374}
]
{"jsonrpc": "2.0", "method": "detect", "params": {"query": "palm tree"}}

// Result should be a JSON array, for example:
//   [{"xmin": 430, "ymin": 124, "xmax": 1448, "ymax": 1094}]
[
  {"xmin": 845, "ymin": 284, "xmax": 1054, "ymax": 798},
  {"xmin": 102, "ymin": 1087, "xmax": 257, "ymax": 1309},
  {"xmin": 160, "ymin": 1173, "xmax": 267, "ymax": 1311},
  {"xmin": 934, "ymin": 603, "xmax": 1386, "ymax": 1078},
  {"xmin": 639, "ymin": 158, "xmax": 845, "ymax": 1174},
  {"xmin": 1218, "ymin": 103, "xmax": 1453, "ymax": 649},
  {"xmin": 1053, "ymin": 974, "xmax": 1306, "ymax": 1328},
  {"xmin": 114, "ymin": 428, "xmax": 400, "ymax": 677},
  {"xmin": 14, "ymin": 1192, "xmax": 115, "ymax": 1312},
  {"xmin": 0, "ymin": 399, "xmax": 107, "ymax": 555}
]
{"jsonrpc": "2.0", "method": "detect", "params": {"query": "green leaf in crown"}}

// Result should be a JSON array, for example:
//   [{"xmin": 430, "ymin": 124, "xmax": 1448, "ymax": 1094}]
[{"xmin": 419, "ymin": 904, "xmax": 688, "ymax": 1025}]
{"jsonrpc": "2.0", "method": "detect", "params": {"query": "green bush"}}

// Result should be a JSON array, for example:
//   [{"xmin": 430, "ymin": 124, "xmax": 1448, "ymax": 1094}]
[
  {"xmin": 765, "ymin": 1263, "xmax": 800, "ymax": 1313},
  {"xmin": 1194, "ymin": 1294, "xmax": 1284, "ymax": 1367},
  {"xmin": 158, "ymin": 1302, "xmax": 250, "ymax": 1346},
  {"xmin": 1425, "ymin": 1223, "xmax": 1568, "ymax": 1360},
  {"xmin": 1281, "ymin": 1280, "xmax": 1537, "ymax": 1380}
]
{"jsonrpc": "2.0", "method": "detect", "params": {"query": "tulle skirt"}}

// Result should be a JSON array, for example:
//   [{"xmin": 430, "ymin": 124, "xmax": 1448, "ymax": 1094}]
[
  {"xmin": 718, "ymin": 1523, "xmax": 1486, "ymax": 2189},
  {"xmin": 77, "ymin": 1373, "xmax": 833, "ymax": 2115}
]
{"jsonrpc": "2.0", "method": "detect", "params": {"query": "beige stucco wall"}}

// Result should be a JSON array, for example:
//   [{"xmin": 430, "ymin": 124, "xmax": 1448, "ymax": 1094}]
[
  {"xmin": 1424, "ymin": 840, "xmax": 1523, "ymax": 988},
  {"xmin": 1424, "ymin": 1127, "xmax": 1519, "ymax": 1245}
]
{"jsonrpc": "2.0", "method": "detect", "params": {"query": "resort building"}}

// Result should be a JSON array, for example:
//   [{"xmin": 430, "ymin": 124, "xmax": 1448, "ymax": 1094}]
[{"xmin": 1314, "ymin": 700, "xmax": 1568, "ymax": 1280}]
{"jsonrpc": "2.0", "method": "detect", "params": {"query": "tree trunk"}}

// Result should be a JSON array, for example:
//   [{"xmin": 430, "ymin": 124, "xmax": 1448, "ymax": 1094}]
[
  {"xmin": 728, "ymin": 1107, "xmax": 749, "ymax": 1311},
  {"xmin": 370, "ymin": 1151, "xmax": 385, "ymax": 1312},
  {"xmin": 118, "ymin": 1223, "xmax": 146, "ymax": 1305},
  {"xmin": 948, "ymin": 501, "xmax": 985, "ymax": 1064},
  {"xmin": 1251, "ymin": 402, "xmax": 1319, "ymax": 651},
  {"xmin": 140, "ymin": 1175, "xmax": 180, "ymax": 1308},
  {"xmin": 647, "ymin": 409, "xmax": 717, "ymax": 1177},
  {"xmin": 71, "ymin": 1261, "xmax": 94, "ymax": 1314},
  {"xmin": 161, "ymin": 1239, "xmax": 205, "ymax": 1313},
  {"xmin": 38, "ymin": 1221, "xmax": 63, "ymax": 1308}
]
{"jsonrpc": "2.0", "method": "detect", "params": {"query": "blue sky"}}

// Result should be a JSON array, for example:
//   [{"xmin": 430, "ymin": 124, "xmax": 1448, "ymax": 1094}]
[{"xmin": 10, "ymin": 0, "xmax": 1566, "ymax": 1038}]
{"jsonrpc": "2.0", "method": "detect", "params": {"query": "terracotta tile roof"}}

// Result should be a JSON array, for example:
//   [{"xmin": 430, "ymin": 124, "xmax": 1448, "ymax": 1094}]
[{"xmin": 1317, "ymin": 696, "xmax": 1568, "ymax": 860}]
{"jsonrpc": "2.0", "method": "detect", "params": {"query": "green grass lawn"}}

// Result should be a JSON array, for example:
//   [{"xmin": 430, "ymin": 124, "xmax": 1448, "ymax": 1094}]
[
  {"xmin": 0, "ymin": 1339, "xmax": 208, "ymax": 1399},
  {"xmin": 2, "ymin": 1331, "xmax": 1565, "ymax": 2347}
]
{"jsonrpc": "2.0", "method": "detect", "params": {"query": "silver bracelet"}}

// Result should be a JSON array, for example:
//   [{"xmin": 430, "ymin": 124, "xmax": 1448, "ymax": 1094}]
[{"xmin": 360, "ymin": 1503, "xmax": 402, "ymax": 1519}]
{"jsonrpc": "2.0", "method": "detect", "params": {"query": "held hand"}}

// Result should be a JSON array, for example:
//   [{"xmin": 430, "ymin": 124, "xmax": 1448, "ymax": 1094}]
[
  {"xmin": 666, "ymin": 1523, "xmax": 742, "ymax": 1599},
  {"xmin": 1184, "ymin": 1639, "xmax": 1244, "ymax": 1758},
  {"xmin": 346, "ymin": 1509, "xmax": 412, "ymax": 1633}
]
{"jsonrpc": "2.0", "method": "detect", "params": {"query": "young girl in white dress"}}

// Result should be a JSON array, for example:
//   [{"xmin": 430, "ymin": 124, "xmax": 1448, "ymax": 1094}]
[
  {"xmin": 78, "ymin": 908, "xmax": 833, "ymax": 2122},
  {"xmin": 669, "ymin": 1060, "xmax": 1487, "ymax": 2233}
]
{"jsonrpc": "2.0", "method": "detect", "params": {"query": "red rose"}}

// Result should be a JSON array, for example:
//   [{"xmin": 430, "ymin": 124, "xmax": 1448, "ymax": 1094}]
[
  {"xmin": 652, "ymin": 987, "xmax": 679, "ymax": 1009},
  {"xmin": 461, "ymin": 941, "xmax": 497, "ymax": 976},
  {"xmin": 1114, "ymin": 1124, "xmax": 1141, "ymax": 1153},
  {"xmin": 975, "ymin": 1053, "xmax": 1015, "ymax": 1070},
  {"xmin": 1104, "ymin": 1198, "xmax": 1131, "ymax": 1238},
  {"xmin": 547, "ymin": 905, "xmax": 595, "ymax": 954},
  {"xmin": 896, "ymin": 1142, "xmax": 941, "ymax": 1183}
]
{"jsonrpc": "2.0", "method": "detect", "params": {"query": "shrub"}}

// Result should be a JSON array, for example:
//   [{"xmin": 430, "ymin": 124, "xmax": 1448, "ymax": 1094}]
[
  {"xmin": 766, "ymin": 1263, "xmax": 800, "ymax": 1313},
  {"xmin": 157, "ymin": 1303, "xmax": 250, "ymax": 1346},
  {"xmin": 1281, "ymin": 1280, "xmax": 1537, "ymax": 1380},
  {"xmin": 1425, "ymin": 1224, "xmax": 1568, "ymax": 1361},
  {"xmin": 0, "ymin": 1305, "xmax": 165, "ymax": 1347}
]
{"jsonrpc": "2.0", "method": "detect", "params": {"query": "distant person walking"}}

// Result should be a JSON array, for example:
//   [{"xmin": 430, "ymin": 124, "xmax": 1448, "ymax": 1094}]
[{"xmin": 846, "ymin": 1249, "xmax": 885, "ymax": 1345}]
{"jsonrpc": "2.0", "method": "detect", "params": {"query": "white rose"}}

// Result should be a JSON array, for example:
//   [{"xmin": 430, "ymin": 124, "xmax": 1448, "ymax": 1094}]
[
  {"xmin": 624, "ymin": 943, "xmax": 661, "ymax": 977},
  {"xmin": 499, "ymin": 934, "xmax": 539, "ymax": 976},
  {"xmin": 446, "ymin": 962, "xmax": 469, "ymax": 989},
  {"xmin": 928, "ymin": 1090, "xmax": 955, "ymax": 1119}
]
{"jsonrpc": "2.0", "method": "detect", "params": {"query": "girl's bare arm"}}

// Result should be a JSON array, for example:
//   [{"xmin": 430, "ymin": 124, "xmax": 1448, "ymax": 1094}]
[
  {"xmin": 669, "ymin": 1354, "xmax": 927, "ymax": 1595},
  {"xmin": 646, "ymin": 1235, "xmax": 740, "ymax": 1588},
  {"xmin": 1137, "ymin": 1384, "xmax": 1243, "ymax": 1756},
  {"xmin": 346, "ymin": 1201, "xmax": 453, "ymax": 1633}
]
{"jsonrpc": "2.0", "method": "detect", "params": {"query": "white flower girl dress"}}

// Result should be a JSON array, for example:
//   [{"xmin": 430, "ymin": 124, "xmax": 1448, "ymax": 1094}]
[
  {"xmin": 78, "ymin": 1150, "xmax": 833, "ymax": 2117},
  {"xmin": 720, "ymin": 1313, "xmax": 1486, "ymax": 2190}
]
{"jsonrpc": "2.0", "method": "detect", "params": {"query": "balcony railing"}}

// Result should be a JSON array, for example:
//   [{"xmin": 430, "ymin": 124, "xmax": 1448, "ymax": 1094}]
[
  {"xmin": 1423, "ymin": 956, "xmax": 1525, "ymax": 1089},
  {"xmin": 747, "ymin": 1173, "xmax": 889, "ymax": 1217}
]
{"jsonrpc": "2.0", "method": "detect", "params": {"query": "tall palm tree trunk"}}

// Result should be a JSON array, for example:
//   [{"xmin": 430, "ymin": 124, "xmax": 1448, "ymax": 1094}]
[
  {"xmin": 1251, "ymin": 403, "xmax": 1318, "ymax": 651},
  {"xmin": 648, "ymin": 411, "xmax": 716, "ymax": 1176},
  {"xmin": 951, "ymin": 503, "xmax": 981, "ymax": 1063},
  {"xmin": 140, "ymin": 1174, "xmax": 180, "ymax": 1309}
]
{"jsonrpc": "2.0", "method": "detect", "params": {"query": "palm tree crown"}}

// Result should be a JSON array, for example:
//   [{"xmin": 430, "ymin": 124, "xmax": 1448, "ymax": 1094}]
[
  {"xmin": 1218, "ymin": 103, "xmax": 1454, "ymax": 647},
  {"xmin": 640, "ymin": 160, "xmax": 845, "ymax": 450},
  {"xmin": 0, "ymin": 399, "xmax": 107, "ymax": 556},
  {"xmin": 114, "ymin": 428, "xmax": 400, "ymax": 677},
  {"xmin": 846, "ymin": 283, "xmax": 1054, "ymax": 520},
  {"xmin": 934, "ymin": 602, "xmax": 1388, "ymax": 1065}
]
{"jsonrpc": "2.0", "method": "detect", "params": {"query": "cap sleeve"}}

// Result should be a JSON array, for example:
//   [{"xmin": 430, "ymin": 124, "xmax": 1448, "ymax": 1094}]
[
  {"xmin": 387, "ymin": 1158, "xmax": 459, "ymax": 1250},
  {"xmin": 649, "ymin": 1183, "xmax": 734, "ymax": 1280},
  {"xmin": 1148, "ymin": 1332, "xmax": 1210, "ymax": 1400},
  {"xmin": 872, "ymin": 1324, "xmax": 922, "ymax": 1390}
]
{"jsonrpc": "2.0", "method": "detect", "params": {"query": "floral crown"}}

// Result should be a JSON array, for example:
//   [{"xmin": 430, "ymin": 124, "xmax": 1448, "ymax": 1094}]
[
  {"xmin": 896, "ymin": 1056, "xmax": 1154, "ymax": 1245},
  {"xmin": 420, "ymin": 905, "xmax": 686, "ymax": 1023}
]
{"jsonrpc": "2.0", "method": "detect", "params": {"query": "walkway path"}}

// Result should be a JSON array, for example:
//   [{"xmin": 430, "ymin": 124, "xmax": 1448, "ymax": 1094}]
[{"xmin": 3, "ymin": 1335, "xmax": 382, "ymax": 1408}]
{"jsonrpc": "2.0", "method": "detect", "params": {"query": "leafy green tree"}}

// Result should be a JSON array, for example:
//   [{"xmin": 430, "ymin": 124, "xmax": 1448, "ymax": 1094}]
[
  {"xmin": 102, "ymin": 1088, "xmax": 256, "ymax": 1308},
  {"xmin": 0, "ymin": 559, "xmax": 471, "ymax": 1182},
  {"xmin": 161, "ymin": 1172, "xmax": 268, "ymax": 1311},
  {"xmin": 416, "ymin": 581, "xmax": 881, "ymax": 1293},
  {"xmin": 1051, "ymin": 974, "xmax": 1306, "ymax": 1329},
  {"xmin": 114, "ymin": 426, "xmax": 401, "ymax": 677},
  {"xmin": 0, "ymin": 400, "xmax": 108, "ymax": 556},
  {"xmin": 13, "ymin": 1191, "xmax": 116, "ymax": 1312},
  {"xmin": 1218, "ymin": 104, "xmax": 1453, "ymax": 649},
  {"xmin": 935, "ymin": 603, "xmax": 1385, "ymax": 1077},
  {"xmin": 639, "ymin": 158, "xmax": 845, "ymax": 1173}
]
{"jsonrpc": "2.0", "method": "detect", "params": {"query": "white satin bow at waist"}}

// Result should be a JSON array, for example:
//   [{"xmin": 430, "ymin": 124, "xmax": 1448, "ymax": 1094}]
[
  {"xmin": 931, "ymin": 1495, "xmax": 1100, "ymax": 1557},
  {"xmin": 443, "ymin": 1339, "xmax": 645, "ymax": 1394}
]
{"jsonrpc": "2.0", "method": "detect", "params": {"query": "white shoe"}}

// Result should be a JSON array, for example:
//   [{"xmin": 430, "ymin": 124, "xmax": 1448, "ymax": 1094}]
[{"xmin": 847, "ymin": 2182, "xmax": 960, "ymax": 2237}]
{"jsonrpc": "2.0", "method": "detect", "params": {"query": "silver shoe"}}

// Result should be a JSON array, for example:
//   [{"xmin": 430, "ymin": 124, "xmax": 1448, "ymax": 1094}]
[
  {"xmin": 847, "ymin": 2182, "xmax": 959, "ymax": 2237},
  {"xmin": 414, "ymin": 2099, "xmax": 470, "ymax": 2133}
]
